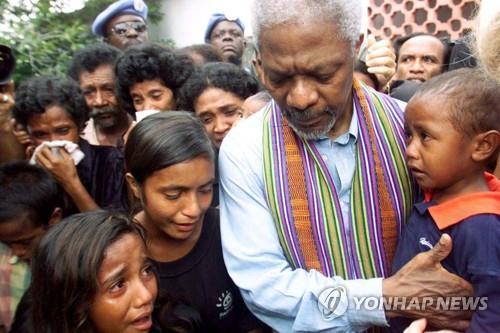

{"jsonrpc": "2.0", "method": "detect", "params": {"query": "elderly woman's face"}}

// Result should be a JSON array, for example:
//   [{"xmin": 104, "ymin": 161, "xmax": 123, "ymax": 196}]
[
  {"xmin": 130, "ymin": 79, "xmax": 176, "ymax": 112},
  {"xmin": 193, "ymin": 87, "xmax": 244, "ymax": 147}
]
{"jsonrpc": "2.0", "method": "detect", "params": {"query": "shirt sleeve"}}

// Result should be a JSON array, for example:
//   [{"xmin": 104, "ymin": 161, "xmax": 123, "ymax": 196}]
[
  {"xmin": 451, "ymin": 214, "xmax": 500, "ymax": 333},
  {"xmin": 466, "ymin": 275, "xmax": 500, "ymax": 333},
  {"xmin": 218, "ymin": 115, "xmax": 388, "ymax": 332}
]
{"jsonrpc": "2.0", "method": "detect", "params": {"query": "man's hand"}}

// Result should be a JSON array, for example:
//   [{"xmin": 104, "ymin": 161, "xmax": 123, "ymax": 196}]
[
  {"xmin": 365, "ymin": 35, "xmax": 396, "ymax": 89},
  {"xmin": 11, "ymin": 119, "xmax": 32, "ymax": 146},
  {"xmin": 383, "ymin": 234, "xmax": 473, "ymax": 331}
]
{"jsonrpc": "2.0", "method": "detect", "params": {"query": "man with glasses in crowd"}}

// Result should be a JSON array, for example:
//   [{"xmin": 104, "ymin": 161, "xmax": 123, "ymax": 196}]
[{"xmin": 92, "ymin": 0, "xmax": 149, "ymax": 50}]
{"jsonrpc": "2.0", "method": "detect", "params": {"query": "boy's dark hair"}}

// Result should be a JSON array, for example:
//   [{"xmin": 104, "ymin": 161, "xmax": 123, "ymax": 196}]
[
  {"xmin": 12, "ymin": 76, "xmax": 89, "ymax": 129},
  {"xmin": 0, "ymin": 161, "xmax": 62, "ymax": 226},
  {"xmin": 114, "ymin": 43, "xmax": 194, "ymax": 115},
  {"xmin": 177, "ymin": 62, "xmax": 259, "ymax": 112},
  {"xmin": 412, "ymin": 68, "xmax": 500, "ymax": 136},
  {"xmin": 67, "ymin": 43, "xmax": 121, "ymax": 81}
]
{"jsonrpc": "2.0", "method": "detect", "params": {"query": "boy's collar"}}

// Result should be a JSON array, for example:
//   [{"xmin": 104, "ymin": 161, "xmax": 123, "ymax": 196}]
[{"xmin": 424, "ymin": 173, "xmax": 500, "ymax": 230}]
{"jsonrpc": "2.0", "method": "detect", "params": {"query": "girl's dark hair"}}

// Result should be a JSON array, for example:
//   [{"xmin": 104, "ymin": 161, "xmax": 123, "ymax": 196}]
[
  {"xmin": 114, "ymin": 43, "xmax": 194, "ymax": 115},
  {"xmin": 30, "ymin": 210, "xmax": 146, "ymax": 333},
  {"xmin": 125, "ymin": 111, "xmax": 215, "ymax": 184},
  {"xmin": 177, "ymin": 62, "xmax": 259, "ymax": 112},
  {"xmin": 12, "ymin": 76, "xmax": 89, "ymax": 130}
]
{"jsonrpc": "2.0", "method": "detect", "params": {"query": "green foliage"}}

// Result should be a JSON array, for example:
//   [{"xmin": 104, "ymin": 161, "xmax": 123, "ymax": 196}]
[{"xmin": 0, "ymin": 0, "xmax": 167, "ymax": 84}]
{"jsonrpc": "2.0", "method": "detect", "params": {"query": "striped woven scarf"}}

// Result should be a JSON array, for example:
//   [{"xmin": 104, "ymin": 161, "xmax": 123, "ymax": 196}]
[{"xmin": 263, "ymin": 80, "xmax": 415, "ymax": 279}]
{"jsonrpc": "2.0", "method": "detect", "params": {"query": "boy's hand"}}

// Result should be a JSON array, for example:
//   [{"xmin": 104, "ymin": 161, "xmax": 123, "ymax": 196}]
[{"xmin": 383, "ymin": 234, "xmax": 473, "ymax": 331}]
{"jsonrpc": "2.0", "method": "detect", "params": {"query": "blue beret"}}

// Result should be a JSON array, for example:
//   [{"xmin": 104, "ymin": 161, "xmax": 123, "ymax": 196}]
[
  {"xmin": 92, "ymin": 0, "xmax": 148, "ymax": 37},
  {"xmin": 204, "ymin": 13, "xmax": 245, "ymax": 43}
]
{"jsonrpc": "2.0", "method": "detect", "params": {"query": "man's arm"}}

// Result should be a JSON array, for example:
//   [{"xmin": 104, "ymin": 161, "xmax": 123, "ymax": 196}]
[{"xmin": 383, "ymin": 234, "xmax": 473, "ymax": 331}]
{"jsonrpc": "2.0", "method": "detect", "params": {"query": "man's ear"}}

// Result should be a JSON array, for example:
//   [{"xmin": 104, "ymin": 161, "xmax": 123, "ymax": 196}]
[
  {"xmin": 48, "ymin": 207, "xmax": 63, "ymax": 226},
  {"xmin": 472, "ymin": 130, "xmax": 500, "ymax": 162},
  {"xmin": 355, "ymin": 33, "xmax": 365, "ymax": 56},
  {"xmin": 125, "ymin": 172, "xmax": 141, "ymax": 200},
  {"xmin": 254, "ymin": 51, "xmax": 265, "ymax": 86}
]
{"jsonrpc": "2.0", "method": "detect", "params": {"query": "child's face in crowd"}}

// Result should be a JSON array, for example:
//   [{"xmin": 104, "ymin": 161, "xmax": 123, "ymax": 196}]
[
  {"xmin": 194, "ymin": 87, "xmax": 243, "ymax": 147},
  {"xmin": 137, "ymin": 156, "xmax": 214, "ymax": 241},
  {"xmin": 0, "ymin": 212, "xmax": 46, "ymax": 262},
  {"xmin": 405, "ymin": 97, "xmax": 477, "ymax": 197},
  {"xmin": 89, "ymin": 233, "xmax": 157, "ymax": 333},
  {"xmin": 26, "ymin": 105, "xmax": 80, "ymax": 146},
  {"xmin": 130, "ymin": 79, "xmax": 175, "ymax": 112}
]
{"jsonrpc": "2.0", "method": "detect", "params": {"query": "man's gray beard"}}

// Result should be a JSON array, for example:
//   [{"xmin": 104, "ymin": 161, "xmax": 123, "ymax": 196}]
[
  {"xmin": 89, "ymin": 107, "xmax": 121, "ymax": 129},
  {"xmin": 283, "ymin": 108, "xmax": 337, "ymax": 141}
]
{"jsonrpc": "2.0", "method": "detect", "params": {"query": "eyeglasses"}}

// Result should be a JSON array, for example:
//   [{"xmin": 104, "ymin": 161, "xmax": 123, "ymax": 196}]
[{"xmin": 110, "ymin": 22, "xmax": 147, "ymax": 36}]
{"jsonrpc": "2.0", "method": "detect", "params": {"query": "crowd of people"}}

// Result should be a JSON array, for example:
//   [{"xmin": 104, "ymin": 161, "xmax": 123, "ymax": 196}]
[{"xmin": 0, "ymin": 0, "xmax": 498, "ymax": 332}]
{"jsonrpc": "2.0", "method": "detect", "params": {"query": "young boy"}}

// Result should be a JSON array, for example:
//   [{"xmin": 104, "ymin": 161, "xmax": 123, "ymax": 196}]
[
  {"xmin": 391, "ymin": 68, "xmax": 500, "ymax": 332},
  {"xmin": 0, "ymin": 161, "xmax": 63, "ymax": 331}
]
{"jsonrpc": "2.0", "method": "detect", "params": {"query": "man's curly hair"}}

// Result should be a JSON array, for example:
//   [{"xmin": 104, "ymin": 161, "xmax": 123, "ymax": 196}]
[
  {"xmin": 114, "ymin": 43, "xmax": 194, "ymax": 115},
  {"xmin": 67, "ymin": 43, "xmax": 121, "ymax": 81},
  {"xmin": 177, "ymin": 62, "xmax": 259, "ymax": 112},
  {"xmin": 12, "ymin": 76, "xmax": 89, "ymax": 130}
]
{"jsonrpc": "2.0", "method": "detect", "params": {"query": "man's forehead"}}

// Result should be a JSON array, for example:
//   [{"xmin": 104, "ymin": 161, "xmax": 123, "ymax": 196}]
[
  {"xmin": 212, "ymin": 20, "xmax": 243, "ymax": 33},
  {"xmin": 400, "ymin": 36, "xmax": 444, "ymax": 55},
  {"xmin": 79, "ymin": 64, "xmax": 115, "ymax": 84}
]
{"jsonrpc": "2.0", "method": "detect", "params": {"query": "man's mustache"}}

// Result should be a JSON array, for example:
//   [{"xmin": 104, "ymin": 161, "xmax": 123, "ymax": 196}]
[{"xmin": 89, "ymin": 107, "xmax": 120, "ymax": 118}]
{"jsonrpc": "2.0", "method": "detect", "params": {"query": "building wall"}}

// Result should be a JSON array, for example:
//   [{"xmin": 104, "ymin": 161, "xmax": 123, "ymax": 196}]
[
  {"xmin": 150, "ymin": 0, "xmax": 477, "ymax": 46},
  {"xmin": 368, "ymin": 0, "xmax": 480, "ymax": 40}
]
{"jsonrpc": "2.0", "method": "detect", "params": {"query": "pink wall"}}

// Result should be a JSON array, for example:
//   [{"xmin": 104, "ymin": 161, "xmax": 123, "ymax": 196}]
[{"xmin": 368, "ymin": 0, "xmax": 480, "ymax": 40}]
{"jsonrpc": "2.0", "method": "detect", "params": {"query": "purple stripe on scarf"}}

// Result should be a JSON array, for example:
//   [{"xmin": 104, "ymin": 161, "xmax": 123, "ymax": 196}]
[
  {"xmin": 371, "ymin": 93, "xmax": 407, "ymax": 229},
  {"xmin": 307, "ymin": 142, "xmax": 353, "ymax": 278},
  {"xmin": 354, "ymin": 93, "xmax": 385, "ymax": 277},
  {"xmin": 271, "ymin": 104, "xmax": 306, "ymax": 268},
  {"xmin": 298, "ymin": 141, "xmax": 333, "ymax": 276}
]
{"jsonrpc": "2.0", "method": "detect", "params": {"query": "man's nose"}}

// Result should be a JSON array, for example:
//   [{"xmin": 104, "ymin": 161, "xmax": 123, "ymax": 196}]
[
  {"xmin": 409, "ymin": 59, "xmax": 424, "ymax": 73},
  {"xmin": 286, "ymin": 78, "xmax": 319, "ymax": 111},
  {"xmin": 125, "ymin": 27, "xmax": 138, "ymax": 38}
]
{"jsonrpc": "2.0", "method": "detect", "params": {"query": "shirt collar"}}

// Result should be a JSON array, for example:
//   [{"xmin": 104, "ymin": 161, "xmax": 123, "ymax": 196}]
[{"xmin": 422, "ymin": 173, "xmax": 500, "ymax": 230}]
